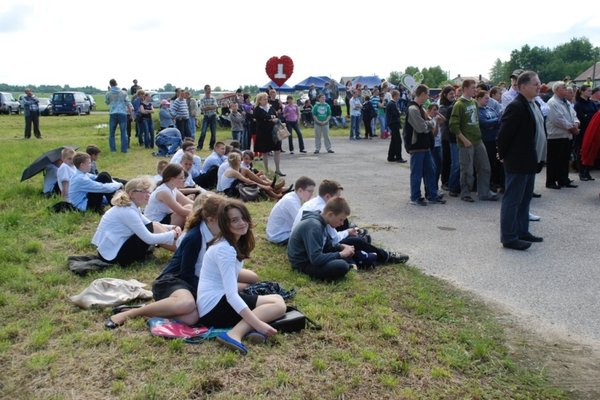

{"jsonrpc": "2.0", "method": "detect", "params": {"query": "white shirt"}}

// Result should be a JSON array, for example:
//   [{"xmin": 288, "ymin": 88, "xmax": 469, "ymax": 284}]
[
  {"xmin": 217, "ymin": 167, "xmax": 237, "ymax": 192},
  {"xmin": 92, "ymin": 203, "xmax": 175, "ymax": 261},
  {"xmin": 292, "ymin": 196, "xmax": 348, "ymax": 244},
  {"xmin": 171, "ymin": 151, "xmax": 203, "ymax": 177},
  {"xmin": 144, "ymin": 183, "xmax": 176, "ymax": 222},
  {"xmin": 217, "ymin": 160, "xmax": 229, "ymax": 182},
  {"xmin": 57, "ymin": 163, "xmax": 76, "ymax": 194},
  {"xmin": 266, "ymin": 191, "xmax": 301, "ymax": 243},
  {"xmin": 197, "ymin": 239, "xmax": 247, "ymax": 317}
]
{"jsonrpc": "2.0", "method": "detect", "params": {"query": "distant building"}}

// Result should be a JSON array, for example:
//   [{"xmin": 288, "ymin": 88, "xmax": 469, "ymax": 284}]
[
  {"xmin": 450, "ymin": 74, "xmax": 490, "ymax": 86},
  {"xmin": 573, "ymin": 61, "xmax": 600, "ymax": 87}
]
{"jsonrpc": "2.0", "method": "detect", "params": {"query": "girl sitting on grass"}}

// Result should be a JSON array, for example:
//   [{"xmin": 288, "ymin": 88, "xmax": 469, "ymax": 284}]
[
  {"xmin": 92, "ymin": 177, "xmax": 181, "ymax": 267},
  {"xmin": 144, "ymin": 163, "xmax": 194, "ymax": 228},
  {"xmin": 196, "ymin": 200, "xmax": 286, "ymax": 354},
  {"xmin": 104, "ymin": 193, "xmax": 258, "ymax": 329}
]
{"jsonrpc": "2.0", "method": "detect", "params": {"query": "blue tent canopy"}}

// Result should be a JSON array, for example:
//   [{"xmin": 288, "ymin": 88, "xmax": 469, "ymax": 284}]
[
  {"xmin": 293, "ymin": 76, "xmax": 345, "ymax": 91},
  {"xmin": 351, "ymin": 75, "xmax": 382, "ymax": 89},
  {"xmin": 260, "ymin": 80, "xmax": 295, "ymax": 93}
]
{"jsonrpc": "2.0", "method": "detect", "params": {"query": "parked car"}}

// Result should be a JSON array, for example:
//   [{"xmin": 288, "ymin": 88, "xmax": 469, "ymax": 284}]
[
  {"xmin": 150, "ymin": 92, "xmax": 176, "ymax": 109},
  {"xmin": 85, "ymin": 94, "xmax": 96, "ymax": 110},
  {"xmin": 0, "ymin": 92, "xmax": 22, "ymax": 114},
  {"xmin": 51, "ymin": 91, "xmax": 91, "ymax": 116},
  {"xmin": 38, "ymin": 98, "xmax": 53, "ymax": 116}
]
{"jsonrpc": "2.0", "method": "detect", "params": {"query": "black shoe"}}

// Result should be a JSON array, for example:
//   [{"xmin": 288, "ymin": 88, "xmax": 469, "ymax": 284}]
[
  {"xmin": 396, "ymin": 159, "xmax": 407, "ymax": 163},
  {"xmin": 270, "ymin": 175, "xmax": 277, "ymax": 189},
  {"xmin": 580, "ymin": 175, "xmax": 590, "ymax": 181},
  {"xmin": 275, "ymin": 171, "xmax": 286, "ymax": 177},
  {"xmin": 546, "ymin": 183, "xmax": 561, "ymax": 189},
  {"xmin": 532, "ymin": 192, "xmax": 542, "ymax": 198},
  {"xmin": 299, "ymin": 149, "xmax": 307, "ymax": 153},
  {"xmin": 561, "ymin": 183, "xmax": 578, "ymax": 188},
  {"xmin": 327, "ymin": 149, "xmax": 335, "ymax": 153},
  {"xmin": 386, "ymin": 251, "xmax": 409, "ymax": 264},
  {"xmin": 519, "ymin": 233, "xmax": 543, "ymax": 243},
  {"xmin": 104, "ymin": 317, "xmax": 123, "ymax": 330},
  {"xmin": 503, "ymin": 240, "xmax": 531, "ymax": 250}
]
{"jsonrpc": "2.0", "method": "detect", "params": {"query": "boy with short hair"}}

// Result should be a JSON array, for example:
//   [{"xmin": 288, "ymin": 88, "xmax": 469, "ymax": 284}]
[
  {"xmin": 153, "ymin": 160, "xmax": 169, "ymax": 183},
  {"xmin": 69, "ymin": 152, "xmax": 123, "ymax": 212},
  {"xmin": 266, "ymin": 176, "xmax": 316, "ymax": 244},
  {"xmin": 57, "ymin": 148, "xmax": 76, "ymax": 200},
  {"xmin": 86, "ymin": 145, "xmax": 101, "ymax": 175},
  {"xmin": 287, "ymin": 197, "xmax": 356, "ymax": 281}
]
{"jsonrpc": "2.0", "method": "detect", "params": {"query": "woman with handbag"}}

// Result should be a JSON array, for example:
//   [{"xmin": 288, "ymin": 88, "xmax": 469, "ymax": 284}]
[
  {"xmin": 197, "ymin": 200, "xmax": 286, "ymax": 354},
  {"xmin": 217, "ymin": 153, "xmax": 283, "ymax": 201},
  {"xmin": 253, "ymin": 92, "xmax": 286, "ymax": 177}
]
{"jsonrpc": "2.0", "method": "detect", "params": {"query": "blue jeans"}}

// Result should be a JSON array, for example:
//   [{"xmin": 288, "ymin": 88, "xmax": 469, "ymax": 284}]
[
  {"xmin": 109, "ymin": 113, "xmax": 128, "ymax": 152},
  {"xmin": 378, "ymin": 114, "xmax": 386, "ymax": 135},
  {"xmin": 232, "ymin": 130, "xmax": 242, "ymax": 141},
  {"xmin": 350, "ymin": 115, "xmax": 361, "ymax": 138},
  {"xmin": 285, "ymin": 120, "xmax": 305, "ymax": 152},
  {"xmin": 140, "ymin": 118, "xmax": 154, "ymax": 148},
  {"xmin": 188, "ymin": 117, "xmax": 197, "ymax": 140},
  {"xmin": 156, "ymin": 135, "xmax": 182, "ymax": 156},
  {"xmin": 198, "ymin": 114, "xmax": 217, "ymax": 149},
  {"xmin": 331, "ymin": 116, "xmax": 347, "ymax": 128},
  {"xmin": 500, "ymin": 172, "xmax": 534, "ymax": 244},
  {"xmin": 431, "ymin": 146, "xmax": 442, "ymax": 190},
  {"xmin": 448, "ymin": 143, "xmax": 460, "ymax": 192},
  {"xmin": 409, "ymin": 151, "xmax": 437, "ymax": 201}
]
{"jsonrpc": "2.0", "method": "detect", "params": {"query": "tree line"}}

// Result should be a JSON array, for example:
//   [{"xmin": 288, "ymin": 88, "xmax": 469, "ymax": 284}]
[{"xmin": 387, "ymin": 37, "xmax": 598, "ymax": 89}]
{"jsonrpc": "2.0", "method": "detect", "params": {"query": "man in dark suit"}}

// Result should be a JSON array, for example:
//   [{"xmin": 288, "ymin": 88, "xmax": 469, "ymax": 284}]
[{"xmin": 496, "ymin": 71, "xmax": 546, "ymax": 250}]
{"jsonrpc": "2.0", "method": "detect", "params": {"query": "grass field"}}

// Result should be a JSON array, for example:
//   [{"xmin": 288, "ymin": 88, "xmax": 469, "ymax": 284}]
[{"xmin": 0, "ymin": 113, "xmax": 567, "ymax": 399}]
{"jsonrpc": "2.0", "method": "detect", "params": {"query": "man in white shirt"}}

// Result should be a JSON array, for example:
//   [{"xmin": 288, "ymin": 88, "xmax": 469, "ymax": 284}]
[{"xmin": 266, "ymin": 176, "xmax": 316, "ymax": 244}]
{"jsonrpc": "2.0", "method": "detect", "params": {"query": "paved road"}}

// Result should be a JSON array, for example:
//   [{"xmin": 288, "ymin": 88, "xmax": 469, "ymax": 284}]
[{"xmin": 276, "ymin": 134, "xmax": 600, "ymax": 346}]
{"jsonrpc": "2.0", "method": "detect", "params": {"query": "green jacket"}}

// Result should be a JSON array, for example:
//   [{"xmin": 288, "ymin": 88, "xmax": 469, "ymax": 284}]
[{"xmin": 449, "ymin": 97, "xmax": 481, "ymax": 147}]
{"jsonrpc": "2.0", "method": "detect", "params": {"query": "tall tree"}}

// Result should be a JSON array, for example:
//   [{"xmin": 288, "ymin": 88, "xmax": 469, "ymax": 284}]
[{"xmin": 421, "ymin": 66, "xmax": 449, "ymax": 88}]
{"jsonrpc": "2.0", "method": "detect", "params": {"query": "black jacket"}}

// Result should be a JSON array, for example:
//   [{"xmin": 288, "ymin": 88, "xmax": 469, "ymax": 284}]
[
  {"xmin": 496, "ymin": 93, "xmax": 542, "ymax": 174},
  {"xmin": 385, "ymin": 100, "xmax": 401, "ymax": 129}
]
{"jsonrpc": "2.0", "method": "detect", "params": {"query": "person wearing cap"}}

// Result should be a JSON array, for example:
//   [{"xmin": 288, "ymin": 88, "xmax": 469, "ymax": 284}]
[
  {"xmin": 130, "ymin": 79, "xmax": 140, "ymax": 96},
  {"xmin": 159, "ymin": 99, "xmax": 175, "ymax": 130},
  {"xmin": 501, "ymin": 69, "xmax": 523, "ymax": 109}
]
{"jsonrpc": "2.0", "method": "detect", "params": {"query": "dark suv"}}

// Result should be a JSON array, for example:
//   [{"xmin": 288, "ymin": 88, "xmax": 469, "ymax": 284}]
[{"xmin": 51, "ymin": 91, "xmax": 91, "ymax": 116}]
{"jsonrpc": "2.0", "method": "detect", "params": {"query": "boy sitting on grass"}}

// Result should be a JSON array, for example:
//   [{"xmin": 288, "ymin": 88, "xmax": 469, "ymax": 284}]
[
  {"xmin": 287, "ymin": 197, "xmax": 356, "ymax": 281},
  {"xmin": 68, "ymin": 152, "xmax": 123, "ymax": 213}
]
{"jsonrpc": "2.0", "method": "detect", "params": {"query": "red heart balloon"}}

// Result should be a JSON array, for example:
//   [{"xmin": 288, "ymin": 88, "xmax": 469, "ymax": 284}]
[{"xmin": 265, "ymin": 56, "xmax": 294, "ymax": 88}]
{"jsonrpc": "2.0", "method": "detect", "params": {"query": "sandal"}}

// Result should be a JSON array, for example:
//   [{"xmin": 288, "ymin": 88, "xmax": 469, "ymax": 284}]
[
  {"xmin": 216, "ymin": 332, "xmax": 248, "ymax": 355},
  {"xmin": 244, "ymin": 331, "xmax": 268, "ymax": 344}
]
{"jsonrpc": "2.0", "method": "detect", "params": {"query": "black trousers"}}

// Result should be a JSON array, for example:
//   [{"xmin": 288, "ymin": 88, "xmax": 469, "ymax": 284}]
[
  {"xmin": 25, "ymin": 112, "xmax": 42, "ymax": 138},
  {"xmin": 546, "ymin": 138, "xmax": 571, "ymax": 186},
  {"xmin": 86, "ymin": 172, "xmax": 116, "ymax": 212},
  {"xmin": 387, "ymin": 124, "xmax": 403, "ymax": 161}
]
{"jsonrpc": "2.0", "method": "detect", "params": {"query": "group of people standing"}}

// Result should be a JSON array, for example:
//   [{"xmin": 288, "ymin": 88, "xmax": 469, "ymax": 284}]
[{"xmin": 402, "ymin": 70, "xmax": 600, "ymax": 250}]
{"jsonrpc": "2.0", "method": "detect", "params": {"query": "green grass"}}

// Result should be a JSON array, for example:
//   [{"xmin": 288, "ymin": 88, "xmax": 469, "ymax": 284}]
[{"xmin": 0, "ymin": 113, "xmax": 568, "ymax": 399}]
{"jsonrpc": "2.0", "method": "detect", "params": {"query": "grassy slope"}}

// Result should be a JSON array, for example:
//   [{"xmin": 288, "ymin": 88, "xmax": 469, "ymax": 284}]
[{"xmin": 0, "ymin": 113, "xmax": 565, "ymax": 399}]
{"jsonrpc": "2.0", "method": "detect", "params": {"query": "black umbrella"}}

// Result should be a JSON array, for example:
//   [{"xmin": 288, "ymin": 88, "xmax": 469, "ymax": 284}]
[{"xmin": 21, "ymin": 145, "xmax": 79, "ymax": 182}]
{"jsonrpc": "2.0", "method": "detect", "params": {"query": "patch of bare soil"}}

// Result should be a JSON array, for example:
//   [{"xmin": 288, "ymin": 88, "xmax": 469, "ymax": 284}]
[{"xmin": 495, "ymin": 309, "xmax": 600, "ymax": 399}]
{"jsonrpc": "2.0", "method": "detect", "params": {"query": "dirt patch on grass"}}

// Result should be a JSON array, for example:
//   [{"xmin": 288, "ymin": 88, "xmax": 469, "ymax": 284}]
[{"xmin": 493, "ymin": 307, "xmax": 600, "ymax": 399}]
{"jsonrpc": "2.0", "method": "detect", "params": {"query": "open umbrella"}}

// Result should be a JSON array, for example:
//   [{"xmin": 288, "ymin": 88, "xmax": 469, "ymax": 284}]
[{"xmin": 21, "ymin": 145, "xmax": 79, "ymax": 182}]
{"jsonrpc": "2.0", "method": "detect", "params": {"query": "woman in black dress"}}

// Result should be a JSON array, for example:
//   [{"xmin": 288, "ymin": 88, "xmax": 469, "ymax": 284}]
[{"xmin": 253, "ymin": 92, "xmax": 285, "ymax": 176}]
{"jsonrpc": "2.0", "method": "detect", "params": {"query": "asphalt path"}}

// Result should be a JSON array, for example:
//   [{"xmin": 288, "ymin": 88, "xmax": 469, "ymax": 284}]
[{"xmin": 276, "ymin": 134, "xmax": 600, "ymax": 346}]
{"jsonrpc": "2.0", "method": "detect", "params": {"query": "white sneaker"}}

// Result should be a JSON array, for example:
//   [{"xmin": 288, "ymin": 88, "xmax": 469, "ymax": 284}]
[{"xmin": 529, "ymin": 212, "xmax": 541, "ymax": 221}]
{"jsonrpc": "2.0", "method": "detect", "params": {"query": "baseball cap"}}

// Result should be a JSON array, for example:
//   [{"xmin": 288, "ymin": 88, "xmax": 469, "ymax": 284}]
[
  {"xmin": 510, "ymin": 69, "xmax": 524, "ymax": 79},
  {"xmin": 160, "ymin": 99, "xmax": 170, "ymax": 106}
]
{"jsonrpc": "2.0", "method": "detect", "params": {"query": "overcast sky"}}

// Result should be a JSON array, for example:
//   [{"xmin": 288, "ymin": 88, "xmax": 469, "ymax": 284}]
[{"xmin": 2, "ymin": 0, "xmax": 599, "ymax": 91}]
